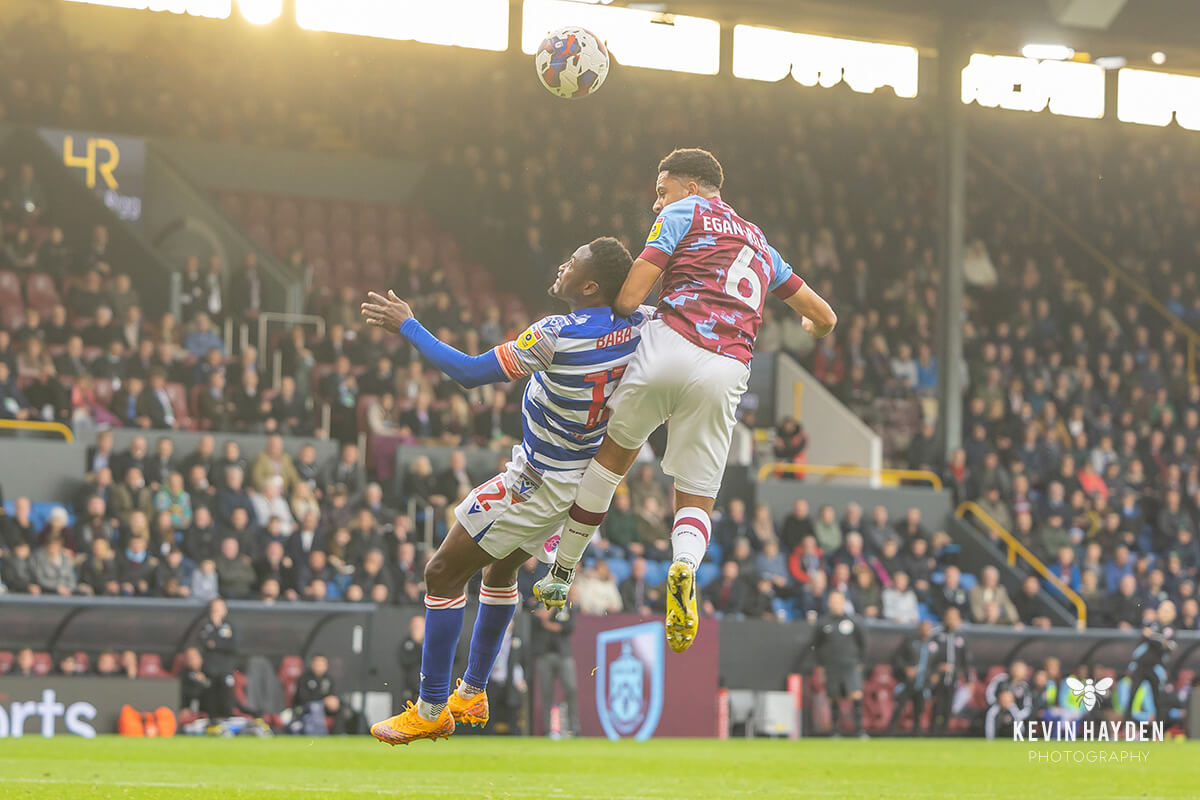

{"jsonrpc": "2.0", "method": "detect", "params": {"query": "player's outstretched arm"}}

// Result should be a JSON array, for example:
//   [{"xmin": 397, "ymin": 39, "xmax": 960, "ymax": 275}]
[
  {"xmin": 613, "ymin": 258, "xmax": 663, "ymax": 317},
  {"xmin": 783, "ymin": 283, "xmax": 837, "ymax": 339},
  {"xmin": 361, "ymin": 290, "xmax": 507, "ymax": 388}
]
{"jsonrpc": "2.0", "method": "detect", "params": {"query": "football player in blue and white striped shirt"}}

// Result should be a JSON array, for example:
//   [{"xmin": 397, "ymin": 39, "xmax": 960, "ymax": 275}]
[{"xmin": 361, "ymin": 236, "xmax": 650, "ymax": 745}]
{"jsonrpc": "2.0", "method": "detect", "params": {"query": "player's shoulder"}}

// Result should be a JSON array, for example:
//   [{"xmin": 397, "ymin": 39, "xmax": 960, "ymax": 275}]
[{"xmin": 514, "ymin": 314, "xmax": 568, "ymax": 352}]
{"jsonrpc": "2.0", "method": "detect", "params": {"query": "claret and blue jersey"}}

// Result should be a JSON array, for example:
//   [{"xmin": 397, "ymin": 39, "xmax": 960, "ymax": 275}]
[{"xmin": 638, "ymin": 194, "xmax": 804, "ymax": 365}]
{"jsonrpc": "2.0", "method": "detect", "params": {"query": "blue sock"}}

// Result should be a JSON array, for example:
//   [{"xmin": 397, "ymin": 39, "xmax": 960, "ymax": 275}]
[
  {"xmin": 419, "ymin": 593, "xmax": 467, "ymax": 708},
  {"xmin": 463, "ymin": 583, "xmax": 519, "ymax": 690}
]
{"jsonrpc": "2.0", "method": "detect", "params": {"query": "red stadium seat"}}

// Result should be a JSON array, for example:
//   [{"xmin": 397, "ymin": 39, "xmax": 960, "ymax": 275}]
[
  {"xmin": 93, "ymin": 378, "xmax": 114, "ymax": 410},
  {"xmin": 0, "ymin": 270, "xmax": 21, "ymax": 304},
  {"xmin": 357, "ymin": 233, "xmax": 380, "ymax": 262},
  {"xmin": 246, "ymin": 194, "xmax": 271, "ymax": 225},
  {"xmin": 170, "ymin": 652, "xmax": 186, "ymax": 676},
  {"xmin": 330, "ymin": 230, "xmax": 354, "ymax": 261},
  {"xmin": 329, "ymin": 203, "xmax": 353, "ymax": 231},
  {"xmin": 383, "ymin": 206, "xmax": 409, "ymax": 238},
  {"xmin": 301, "ymin": 200, "xmax": 326, "ymax": 230},
  {"xmin": 139, "ymin": 653, "xmax": 165, "ymax": 678},
  {"xmin": 73, "ymin": 651, "xmax": 90, "ymax": 673},
  {"xmin": 360, "ymin": 261, "xmax": 388, "ymax": 284},
  {"xmin": 217, "ymin": 192, "xmax": 244, "ymax": 220},
  {"xmin": 303, "ymin": 229, "xmax": 328, "ymax": 260},
  {"xmin": 274, "ymin": 227, "xmax": 299, "ymax": 258},
  {"xmin": 32, "ymin": 652, "xmax": 52, "ymax": 676},
  {"xmin": 1, "ymin": 302, "xmax": 24, "ymax": 331},
  {"xmin": 356, "ymin": 205, "xmax": 380, "ymax": 236},
  {"xmin": 164, "ymin": 382, "xmax": 194, "ymax": 430},
  {"xmin": 248, "ymin": 223, "xmax": 272, "ymax": 250},
  {"xmin": 0, "ymin": 651, "xmax": 12, "ymax": 674},
  {"xmin": 24, "ymin": 272, "xmax": 60, "ymax": 316},
  {"xmin": 273, "ymin": 198, "xmax": 299, "ymax": 229},
  {"xmin": 278, "ymin": 655, "xmax": 304, "ymax": 704},
  {"xmin": 384, "ymin": 235, "xmax": 409, "ymax": 262}
]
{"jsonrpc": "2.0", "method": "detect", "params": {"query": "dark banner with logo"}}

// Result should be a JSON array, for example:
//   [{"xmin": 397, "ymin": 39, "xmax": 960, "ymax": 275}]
[
  {"xmin": 0, "ymin": 677, "xmax": 179, "ymax": 738},
  {"xmin": 38, "ymin": 127, "xmax": 146, "ymax": 223},
  {"xmin": 566, "ymin": 614, "xmax": 720, "ymax": 740}
]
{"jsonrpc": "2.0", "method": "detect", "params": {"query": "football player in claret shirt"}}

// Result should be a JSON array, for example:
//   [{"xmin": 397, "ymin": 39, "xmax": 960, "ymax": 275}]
[
  {"xmin": 361, "ymin": 237, "xmax": 650, "ymax": 745},
  {"xmin": 536, "ymin": 148, "xmax": 837, "ymax": 654}
]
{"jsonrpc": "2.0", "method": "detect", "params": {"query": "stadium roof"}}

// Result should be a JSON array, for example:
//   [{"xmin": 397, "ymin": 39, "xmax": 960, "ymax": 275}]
[{"xmin": 652, "ymin": 0, "xmax": 1200, "ymax": 72}]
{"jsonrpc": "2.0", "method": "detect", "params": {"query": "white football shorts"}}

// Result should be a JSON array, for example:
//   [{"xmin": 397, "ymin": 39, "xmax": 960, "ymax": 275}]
[
  {"xmin": 604, "ymin": 319, "xmax": 750, "ymax": 498},
  {"xmin": 453, "ymin": 445, "xmax": 578, "ymax": 564}
]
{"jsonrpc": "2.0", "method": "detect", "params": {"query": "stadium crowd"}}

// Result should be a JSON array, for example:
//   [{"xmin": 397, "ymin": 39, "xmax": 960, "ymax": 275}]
[{"xmin": 1, "ymin": 15, "xmax": 1199, "ymax": 636}]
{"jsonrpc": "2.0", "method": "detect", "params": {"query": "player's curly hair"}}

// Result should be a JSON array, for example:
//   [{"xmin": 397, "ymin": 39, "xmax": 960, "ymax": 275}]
[
  {"xmin": 586, "ymin": 236, "xmax": 634, "ymax": 305},
  {"xmin": 658, "ymin": 147, "xmax": 724, "ymax": 191}
]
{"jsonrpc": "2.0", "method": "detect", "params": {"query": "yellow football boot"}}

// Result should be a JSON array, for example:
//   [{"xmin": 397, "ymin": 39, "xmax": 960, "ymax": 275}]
[
  {"xmin": 665, "ymin": 560, "xmax": 699, "ymax": 653},
  {"xmin": 447, "ymin": 681, "xmax": 489, "ymax": 728},
  {"xmin": 370, "ymin": 702, "xmax": 455, "ymax": 746}
]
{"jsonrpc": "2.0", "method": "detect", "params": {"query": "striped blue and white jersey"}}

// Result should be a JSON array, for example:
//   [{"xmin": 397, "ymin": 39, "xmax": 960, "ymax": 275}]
[{"xmin": 493, "ymin": 305, "xmax": 653, "ymax": 472}]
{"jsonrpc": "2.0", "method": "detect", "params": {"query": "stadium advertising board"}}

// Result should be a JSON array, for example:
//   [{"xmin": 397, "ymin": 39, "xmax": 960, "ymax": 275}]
[
  {"xmin": 0, "ymin": 677, "xmax": 179, "ymax": 738},
  {"xmin": 38, "ymin": 127, "xmax": 146, "ymax": 223},
  {"xmin": 572, "ymin": 615, "xmax": 719, "ymax": 740}
]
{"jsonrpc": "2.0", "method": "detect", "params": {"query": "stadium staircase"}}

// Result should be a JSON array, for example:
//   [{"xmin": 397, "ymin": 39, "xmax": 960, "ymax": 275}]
[{"xmin": 947, "ymin": 504, "xmax": 1081, "ymax": 628}]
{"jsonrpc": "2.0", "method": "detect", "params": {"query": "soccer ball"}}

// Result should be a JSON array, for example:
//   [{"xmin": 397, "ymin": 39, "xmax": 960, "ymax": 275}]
[{"xmin": 534, "ymin": 26, "xmax": 610, "ymax": 99}]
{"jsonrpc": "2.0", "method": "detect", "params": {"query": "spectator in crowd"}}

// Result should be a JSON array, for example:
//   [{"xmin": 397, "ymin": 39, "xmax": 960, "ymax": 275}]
[
  {"xmin": 154, "ymin": 472, "xmax": 192, "ymax": 530},
  {"xmin": 780, "ymin": 499, "xmax": 814, "ymax": 553},
  {"xmin": 882, "ymin": 570, "xmax": 920, "ymax": 624},
  {"xmin": 111, "ymin": 467, "xmax": 154, "ymax": 526},
  {"xmin": 704, "ymin": 561, "xmax": 748, "ymax": 618},
  {"xmin": 320, "ymin": 443, "xmax": 365, "ymax": 497},
  {"xmin": 1013, "ymin": 575, "xmax": 1052, "ymax": 629},
  {"xmin": 215, "ymin": 536, "xmax": 256, "ymax": 599},
  {"xmin": 78, "ymin": 537, "xmax": 119, "ymax": 596},
  {"xmin": 32, "ymin": 534, "xmax": 76, "ymax": 595},
  {"xmin": 531, "ymin": 601, "xmax": 579, "ymax": 739},
  {"xmin": 969, "ymin": 566, "xmax": 1021, "ymax": 627},
  {"xmin": 191, "ymin": 558, "xmax": 219, "ymax": 602},
  {"xmin": 198, "ymin": 598, "xmax": 237, "ymax": 720},
  {"xmin": 931, "ymin": 565, "xmax": 970, "ymax": 620},
  {"xmin": 117, "ymin": 533, "xmax": 158, "ymax": 596},
  {"xmin": 290, "ymin": 653, "xmax": 342, "ymax": 735},
  {"xmin": 346, "ymin": 548, "xmax": 392, "ymax": 603},
  {"xmin": 574, "ymin": 561, "xmax": 622, "ymax": 616},
  {"xmin": 2, "ymin": 541, "xmax": 38, "ymax": 594},
  {"xmin": 13, "ymin": 648, "xmax": 37, "ymax": 677},
  {"xmin": 619, "ymin": 556, "xmax": 663, "ymax": 615},
  {"xmin": 180, "ymin": 646, "xmax": 212, "ymax": 715},
  {"xmin": 812, "ymin": 504, "xmax": 843, "ymax": 553},
  {"xmin": 812, "ymin": 590, "xmax": 867, "ymax": 738},
  {"xmin": 397, "ymin": 616, "xmax": 425, "ymax": 706}
]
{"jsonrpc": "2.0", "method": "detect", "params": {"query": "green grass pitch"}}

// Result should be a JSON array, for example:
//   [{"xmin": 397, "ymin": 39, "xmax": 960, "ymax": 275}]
[{"xmin": 1, "ymin": 736, "xmax": 1196, "ymax": 799}]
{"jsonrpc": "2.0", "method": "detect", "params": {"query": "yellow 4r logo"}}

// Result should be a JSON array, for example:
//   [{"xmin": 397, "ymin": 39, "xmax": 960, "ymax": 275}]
[{"xmin": 61, "ymin": 135, "xmax": 120, "ymax": 191}]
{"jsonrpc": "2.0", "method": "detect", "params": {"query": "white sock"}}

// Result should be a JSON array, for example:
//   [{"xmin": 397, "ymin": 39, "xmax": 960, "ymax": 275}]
[
  {"xmin": 671, "ymin": 507, "xmax": 711, "ymax": 569},
  {"xmin": 553, "ymin": 460, "xmax": 624, "ymax": 570},
  {"xmin": 417, "ymin": 699, "xmax": 446, "ymax": 721},
  {"xmin": 456, "ymin": 682, "xmax": 484, "ymax": 700}
]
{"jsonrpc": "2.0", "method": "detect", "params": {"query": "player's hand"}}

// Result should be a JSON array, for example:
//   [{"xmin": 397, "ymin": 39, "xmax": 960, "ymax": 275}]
[
  {"xmin": 361, "ymin": 290, "xmax": 414, "ymax": 333},
  {"xmin": 801, "ymin": 316, "xmax": 832, "ymax": 339}
]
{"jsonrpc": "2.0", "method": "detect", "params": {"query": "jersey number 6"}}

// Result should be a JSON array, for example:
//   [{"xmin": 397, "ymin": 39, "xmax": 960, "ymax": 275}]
[{"xmin": 723, "ymin": 245, "xmax": 764, "ymax": 311}]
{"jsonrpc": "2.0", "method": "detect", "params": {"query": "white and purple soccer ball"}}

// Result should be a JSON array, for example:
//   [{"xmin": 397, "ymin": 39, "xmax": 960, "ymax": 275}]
[{"xmin": 534, "ymin": 26, "xmax": 610, "ymax": 99}]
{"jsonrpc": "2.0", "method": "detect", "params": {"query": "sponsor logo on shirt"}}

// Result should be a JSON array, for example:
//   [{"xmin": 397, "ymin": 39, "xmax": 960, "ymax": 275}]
[{"xmin": 517, "ymin": 326, "xmax": 543, "ymax": 351}]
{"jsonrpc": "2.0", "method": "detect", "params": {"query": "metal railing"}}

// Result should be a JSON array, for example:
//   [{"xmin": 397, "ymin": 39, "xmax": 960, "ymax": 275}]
[
  {"xmin": 757, "ymin": 462, "xmax": 942, "ymax": 489},
  {"xmin": 955, "ymin": 500, "xmax": 1087, "ymax": 629},
  {"xmin": 972, "ymin": 150, "xmax": 1200, "ymax": 384},
  {"xmin": 0, "ymin": 420, "xmax": 75, "ymax": 442},
  {"xmin": 256, "ymin": 311, "xmax": 326, "ymax": 385}
]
